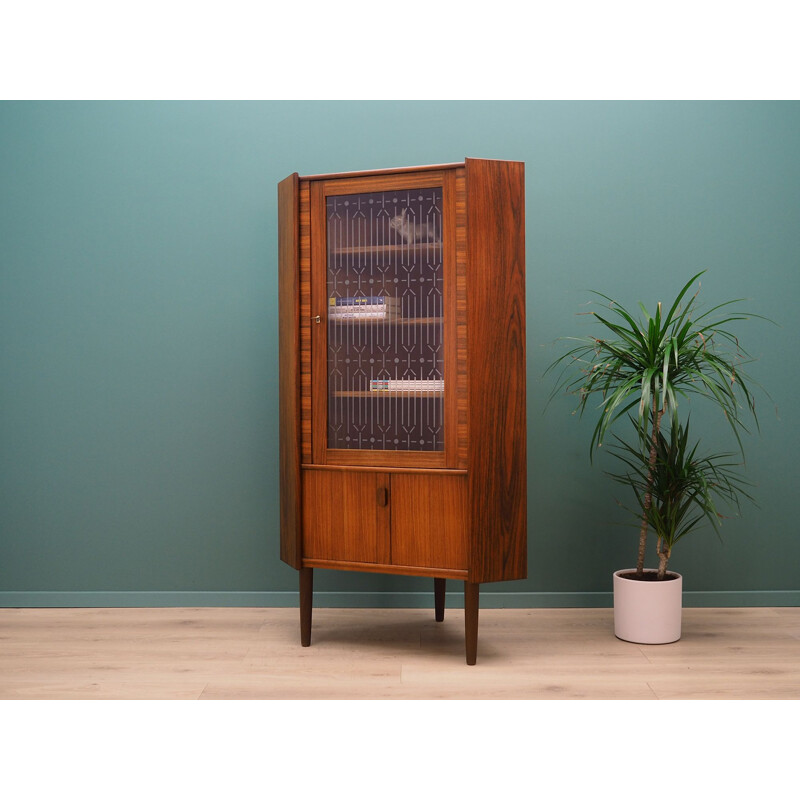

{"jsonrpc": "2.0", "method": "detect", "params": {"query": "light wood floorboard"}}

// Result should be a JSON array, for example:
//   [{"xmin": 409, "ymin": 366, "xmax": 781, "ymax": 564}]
[{"xmin": 1, "ymin": 607, "xmax": 799, "ymax": 699}]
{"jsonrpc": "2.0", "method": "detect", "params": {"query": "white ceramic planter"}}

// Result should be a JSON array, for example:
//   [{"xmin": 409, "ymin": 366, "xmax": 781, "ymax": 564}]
[{"xmin": 613, "ymin": 568, "xmax": 683, "ymax": 644}]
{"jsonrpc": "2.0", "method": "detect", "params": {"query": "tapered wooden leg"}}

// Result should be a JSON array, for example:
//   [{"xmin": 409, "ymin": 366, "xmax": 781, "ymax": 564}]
[
  {"xmin": 434, "ymin": 578, "xmax": 446, "ymax": 622},
  {"xmin": 299, "ymin": 567, "xmax": 313, "ymax": 647},
  {"xmin": 465, "ymin": 581, "xmax": 479, "ymax": 665}
]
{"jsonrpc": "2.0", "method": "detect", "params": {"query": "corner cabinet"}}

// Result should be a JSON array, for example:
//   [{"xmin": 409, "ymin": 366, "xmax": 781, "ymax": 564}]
[{"xmin": 278, "ymin": 159, "xmax": 526, "ymax": 664}]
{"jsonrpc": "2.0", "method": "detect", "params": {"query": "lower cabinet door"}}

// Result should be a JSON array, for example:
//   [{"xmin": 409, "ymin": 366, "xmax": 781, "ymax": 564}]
[
  {"xmin": 390, "ymin": 473, "xmax": 468, "ymax": 571},
  {"xmin": 302, "ymin": 470, "xmax": 390, "ymax": 564}
]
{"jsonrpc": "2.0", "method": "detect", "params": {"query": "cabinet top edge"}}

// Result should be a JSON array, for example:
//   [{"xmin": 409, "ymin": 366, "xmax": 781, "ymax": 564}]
[
  {"xmin": 296, "ymin": 158, "xmax": 525, "ymax": 182},
  {"xmin": 298, "ymin": 162, "xmax": 465, "ymax": 181}
]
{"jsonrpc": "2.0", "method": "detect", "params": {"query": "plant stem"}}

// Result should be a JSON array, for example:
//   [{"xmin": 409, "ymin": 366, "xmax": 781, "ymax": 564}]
[
  {"xmin": 656, "ymin": 537, "xmax": 671, "ymax": 580},
  {"xmin": 636, "ymin": 393, "xmax": 664, "ymax": 575}
]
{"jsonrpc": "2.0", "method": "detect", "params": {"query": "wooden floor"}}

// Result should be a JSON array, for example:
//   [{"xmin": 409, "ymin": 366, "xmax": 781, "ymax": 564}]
[{"xmin": 1, "ymin": 606, "xmax": 799, "ymax": 699}]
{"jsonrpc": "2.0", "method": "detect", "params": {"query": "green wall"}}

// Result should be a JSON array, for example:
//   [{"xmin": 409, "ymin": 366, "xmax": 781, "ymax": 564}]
[{"xmin": 1, "ymin": 101, "xmax": 798, "ymax": 607}]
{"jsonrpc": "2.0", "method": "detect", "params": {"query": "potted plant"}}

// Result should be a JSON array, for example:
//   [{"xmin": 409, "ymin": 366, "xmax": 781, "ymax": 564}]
[
  {"xmin": 607, "ymin": 419, "xmax": 753, "ymax": 642},
  {"xmin": 546, "ymin": 271, "xmax": 768, "ymax": 643}
]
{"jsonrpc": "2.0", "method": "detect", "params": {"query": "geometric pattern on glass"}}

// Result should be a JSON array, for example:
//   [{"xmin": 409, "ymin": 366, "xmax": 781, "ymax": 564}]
[{"xmin": 326, "ymin": 187, "xmax": 444, "ymax": 451}]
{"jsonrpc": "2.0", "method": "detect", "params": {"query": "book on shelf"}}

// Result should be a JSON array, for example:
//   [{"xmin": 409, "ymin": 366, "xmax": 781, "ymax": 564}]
[
  {"xmin": 329, "ymin": 296, "xmax": 399, "ymax": 307},
  {"xmin": 328, "ymin": 295, "xmax": 402, "ymax": 319},
  {"xmin": 369, "ymin": 379, "xmax": 444, "ymax": 392}
]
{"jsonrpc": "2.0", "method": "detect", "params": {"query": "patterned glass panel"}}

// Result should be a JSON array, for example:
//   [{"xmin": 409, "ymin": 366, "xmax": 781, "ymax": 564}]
[{"xmin": 327, "ymin": 187, "xmax": 444, "ymax": 451}]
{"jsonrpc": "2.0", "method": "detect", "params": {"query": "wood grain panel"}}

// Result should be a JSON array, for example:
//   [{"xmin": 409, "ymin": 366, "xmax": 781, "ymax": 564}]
[
  {"xmin": 301, "ymin": 559, "xmax": 467, "ymax": 580},
  {"xmin": 302, "ymin": 470, "xmax": 390, "ymax": 564},
  {"xmin": 325, "ymin": 449, "xmax": 445, "ymax": 469},
  {"xmin": 302, "ymin": 464, "xmax": 466, "ymax": 476},
  {"xmin": 321, "ymin": 171, "xmax": 445, "ymax": 197},
  {"xmin": 443, "ymin": 170, "xmax": 458, "ymax": 467},
  {"xmin": 310, "ymin": 180, "xmax": 328, "ymax": 465},
  {"xmin": 454, "ymin": 168, "xmax": 469, "ymax": 469},
  {"xmin": 390, "ymin": 473, "xmax": 468, "ymax": 571},
  {"xmin": 299, "ymin": 180, "xmax": 312, "ymax": 462},
  {"xmin": 465, "ymin": 158, "xmax": 527, "ymax": 583},
  {"xmin": 278, "ymin": 173, "xmax": 302, "ymax": 569}
]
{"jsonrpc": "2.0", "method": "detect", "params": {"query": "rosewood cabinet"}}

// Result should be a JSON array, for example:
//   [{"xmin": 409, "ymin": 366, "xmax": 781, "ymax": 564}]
[{"xmin": 278, "ymin": 159, "xmax": 526, "ymax": 664}]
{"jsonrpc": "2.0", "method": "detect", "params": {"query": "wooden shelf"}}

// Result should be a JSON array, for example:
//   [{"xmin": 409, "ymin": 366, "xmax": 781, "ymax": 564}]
[
  {"xmin": 329, "ymin": 316, "xmax": 442, "ymax": 326},
  {"xmin": 333, "ymin": 391, "xmax": 444, "ymax": 398},
  {"xmin": 332, "ymin": 244, "xmax": 441, "ymax": 255}
]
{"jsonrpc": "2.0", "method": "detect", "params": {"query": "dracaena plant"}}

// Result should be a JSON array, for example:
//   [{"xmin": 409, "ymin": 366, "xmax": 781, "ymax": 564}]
[
  {"xmin": 607, "ymin": 419, "xmax": 754, "ymax": 578},
  {"xmin": 546, "ymin": 271, "xmax": 767, "ymax": 578}
]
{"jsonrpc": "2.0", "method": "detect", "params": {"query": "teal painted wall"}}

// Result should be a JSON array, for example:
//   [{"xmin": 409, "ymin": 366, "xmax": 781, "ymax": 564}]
[{"xmin": 1, "ymin": 101, "xmax": 798, "ymax": 606}]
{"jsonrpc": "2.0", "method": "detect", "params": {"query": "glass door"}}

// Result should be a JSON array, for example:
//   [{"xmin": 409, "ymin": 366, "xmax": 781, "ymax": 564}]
[{"xmin": 311, "ymin": 172, "xmax": 454, "ymax": 468}]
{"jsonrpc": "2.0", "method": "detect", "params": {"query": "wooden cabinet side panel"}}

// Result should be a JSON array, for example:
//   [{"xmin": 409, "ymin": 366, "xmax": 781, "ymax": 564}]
[
  {"xmin": 278, "ymin": 173, "xmax": 302, "ymax": 568},
  {"xmin": 299, "ymin": 181, "xmax": 312, "ymax": 463},
  {"xmin": 455, "ymin": 168, "xmax": 469, "ymax": 469},
  {"xmin": 302, "ymin": 470, "xmax": 389, "ymax": 564},
  {"xmin": 465, "ymin": 159, "xmax": 527, "ymax": 583},
  {"xmin": 390, "ymin": 474, "xmax": 468, "ymax": 571}
]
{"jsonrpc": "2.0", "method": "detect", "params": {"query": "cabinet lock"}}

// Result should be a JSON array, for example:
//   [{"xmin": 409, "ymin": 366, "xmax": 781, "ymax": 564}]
[{"xmin": 312, "ymin": 315, "xmax": 321, "ymax": 324}]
